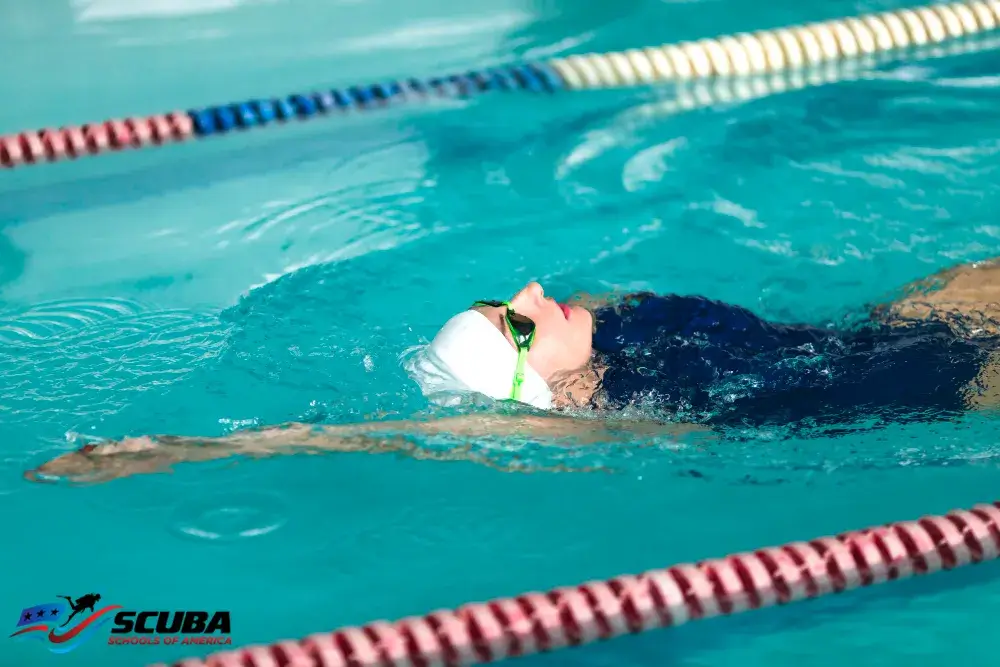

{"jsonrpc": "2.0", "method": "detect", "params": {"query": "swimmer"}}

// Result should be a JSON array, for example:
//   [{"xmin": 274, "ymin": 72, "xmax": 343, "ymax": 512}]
[{"xmin": 28, "ymin": 258, "xmax": 1000, "ymax": 483}]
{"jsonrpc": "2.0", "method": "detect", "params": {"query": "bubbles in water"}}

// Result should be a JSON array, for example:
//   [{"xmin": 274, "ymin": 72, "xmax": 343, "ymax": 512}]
[{"xmin": 171, "ymin": 490, "xmax": 288, "ymax": 542}]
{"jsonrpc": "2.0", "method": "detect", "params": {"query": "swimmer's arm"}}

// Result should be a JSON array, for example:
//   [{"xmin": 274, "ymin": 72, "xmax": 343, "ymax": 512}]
[
  {"xmin": 28, "ymin": 414, "xmax": 706, "ymax": 483},
  {"xmin": 568, "ymin": 290, "xmax": 667, "ymax": 312},
  {"xmin": 265, "ymin": 413, "xmax": 709, "ymax": 445},
  {"xmin": 390, "ymin": 412, "xmax": 710, "ymax": 441},
  {"xmin": 567, "ymin": 290, "xmax": 634, "ymax": 311}
]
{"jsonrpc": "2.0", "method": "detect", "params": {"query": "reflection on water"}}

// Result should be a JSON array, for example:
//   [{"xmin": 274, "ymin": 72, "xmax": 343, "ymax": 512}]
[
  {"xmin": 503, "ymin": 0, "xmax": 645, "ymax": 58},
  {"xmin": 71, "ymin": 0, "xmax": 270, "ymax": 22}
]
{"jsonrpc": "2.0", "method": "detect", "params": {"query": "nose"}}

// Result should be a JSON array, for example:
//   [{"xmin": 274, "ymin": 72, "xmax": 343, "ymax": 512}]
[{"xmin": 510, "ymin": 282, "xmax": 544, "ymax": 310}]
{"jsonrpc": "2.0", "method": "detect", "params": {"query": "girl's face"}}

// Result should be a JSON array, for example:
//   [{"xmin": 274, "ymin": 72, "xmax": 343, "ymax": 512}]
[{"xmin": 472, "ymin": 281, "xmax": 593, "ymax": 382}]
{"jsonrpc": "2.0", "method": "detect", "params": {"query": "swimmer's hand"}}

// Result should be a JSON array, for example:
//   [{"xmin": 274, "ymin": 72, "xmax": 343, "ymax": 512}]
[{"xmin": 25, "ymin": 436, "xmax": 235, "ymax": 484}]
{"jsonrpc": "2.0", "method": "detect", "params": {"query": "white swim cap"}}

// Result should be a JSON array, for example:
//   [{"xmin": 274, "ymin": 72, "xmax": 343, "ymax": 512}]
[{"xmin": 404, "ymin": 310, "xmax": 553, "ymax": 410}]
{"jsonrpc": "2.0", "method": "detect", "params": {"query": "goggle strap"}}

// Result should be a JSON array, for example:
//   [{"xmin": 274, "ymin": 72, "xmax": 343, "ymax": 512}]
[
  {"xmin": 510, "ymin": 348, "xmax": 528, "ymax": 401},
  {"xmin": 470, "ymin": 299, "xmax": 533, "ymax": 402}
]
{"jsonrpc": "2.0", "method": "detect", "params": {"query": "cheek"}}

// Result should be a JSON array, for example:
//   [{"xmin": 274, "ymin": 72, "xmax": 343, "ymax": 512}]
[{"xmin": 538, "ymin": 316, "xmax": 591, "ymax": 368}]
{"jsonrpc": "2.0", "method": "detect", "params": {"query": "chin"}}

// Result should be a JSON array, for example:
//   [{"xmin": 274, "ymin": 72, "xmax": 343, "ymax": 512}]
[{"xmin": 572, "ymin": 305, "xmax": 594, "ymax": 326}]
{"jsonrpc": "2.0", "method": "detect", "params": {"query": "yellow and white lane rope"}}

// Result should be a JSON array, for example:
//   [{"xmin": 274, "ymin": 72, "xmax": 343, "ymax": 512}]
[{"xmin": 548, "ymin": 0, "xmax": 1000, "ymax": 89}]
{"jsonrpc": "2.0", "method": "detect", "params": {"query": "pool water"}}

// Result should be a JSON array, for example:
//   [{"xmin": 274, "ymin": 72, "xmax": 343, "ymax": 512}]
[{"xmin": 5, "ymin": 0, "xmax": 1000, "ymax": 665}]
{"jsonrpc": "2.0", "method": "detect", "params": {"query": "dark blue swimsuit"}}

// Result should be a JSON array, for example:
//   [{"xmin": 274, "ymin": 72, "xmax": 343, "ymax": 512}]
[{"xmin": 592, "ymin": 293, "xmax": 996, "ymax": 433}]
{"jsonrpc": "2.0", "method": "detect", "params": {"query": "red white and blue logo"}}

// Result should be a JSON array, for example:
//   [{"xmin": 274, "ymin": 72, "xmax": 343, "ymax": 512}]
[{"xmin": 10, "ymin": 594, "xmax": 121, "ymax": 654}]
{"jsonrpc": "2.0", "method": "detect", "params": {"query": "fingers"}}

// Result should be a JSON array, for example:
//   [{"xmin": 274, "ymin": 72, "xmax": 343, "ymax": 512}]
[{"xmin": 23, "ymin": 468, "xmax": 58, "ymax": 484}]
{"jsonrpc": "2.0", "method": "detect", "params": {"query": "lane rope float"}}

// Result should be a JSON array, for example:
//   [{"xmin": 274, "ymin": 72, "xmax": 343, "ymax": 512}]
[
  {"xmin": 3, "ymin": 0, "xmax": 1000, "ymax": 169},
  {"xmin": 625, "ymin": 32, "xmax": 1000, "ymax": 119},
  {"xmin": 147, "ymin": 499, "xmax": 1000, "ymax": 667}
]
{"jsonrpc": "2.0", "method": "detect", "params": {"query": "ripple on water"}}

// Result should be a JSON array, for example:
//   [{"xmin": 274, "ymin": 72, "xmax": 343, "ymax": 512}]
[
  {"xmin": 209, "ymin": 138, "xmax": 435, "ymax": 292},
  {"xmin": 0, "ymin": 297, "xmax": 145, "ymax": 343},
  {"xmin": 170, "ymin": 490, "xmax": 288, "ymax": 543},
  {"xmin": 0, "ymin": 297, "xmax": 229, "ymax": 427}
]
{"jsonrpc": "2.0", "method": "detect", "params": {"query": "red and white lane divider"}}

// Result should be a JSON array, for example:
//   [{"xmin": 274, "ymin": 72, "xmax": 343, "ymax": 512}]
[{"xmin": 150, "ymin": 500, "xmax": 1000, "ymax": 667}]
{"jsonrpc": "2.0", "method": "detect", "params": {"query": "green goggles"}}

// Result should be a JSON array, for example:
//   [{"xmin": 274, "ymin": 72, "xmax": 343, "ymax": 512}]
[{"xmin": 471, "ymin": 300, "xmax": 536, "ymax": 401}]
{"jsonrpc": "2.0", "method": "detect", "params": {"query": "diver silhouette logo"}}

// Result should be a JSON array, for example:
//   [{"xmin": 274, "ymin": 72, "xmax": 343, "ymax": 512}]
[
  {"xmin": 57, "ymin": 594, "xmax": 101, "ymax": 627},
  {"xmin": 10, "ymin": 593, "xmax": 121, "ymax": 654}
]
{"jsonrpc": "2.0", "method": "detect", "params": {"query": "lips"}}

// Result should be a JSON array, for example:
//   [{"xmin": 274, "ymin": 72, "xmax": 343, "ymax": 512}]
[{"xmin": 559, "ymin": 303, "xmax": 571, "ymax": 320}]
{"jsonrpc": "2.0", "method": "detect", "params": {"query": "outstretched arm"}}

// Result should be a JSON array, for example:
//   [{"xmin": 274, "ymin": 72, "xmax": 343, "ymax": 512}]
[
  {"xmin": 27, "ymin": 413, "xmax": 709, "ymax": 484},
  {"xmin": 566, "ymin": 290, "xmax": 631, "ymax": 311}
]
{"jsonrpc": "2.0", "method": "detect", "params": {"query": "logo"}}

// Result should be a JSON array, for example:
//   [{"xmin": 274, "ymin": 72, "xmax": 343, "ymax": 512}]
[
  {"xmin": 11, "ymin": 594, "xmax": 232, "ymax": 653},
  {"xmin": 108, "ymin": 611, "xmax": 231, "ymax": 646},
  {"xmin": 10, "ymin": 594, "xmax": 121, "ymax": 653}
]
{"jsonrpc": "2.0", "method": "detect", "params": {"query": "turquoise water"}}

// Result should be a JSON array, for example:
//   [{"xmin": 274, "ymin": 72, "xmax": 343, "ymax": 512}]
[{"xmin": 5, "ymin": 0, "xmax": 1000, "ymax": 665}]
